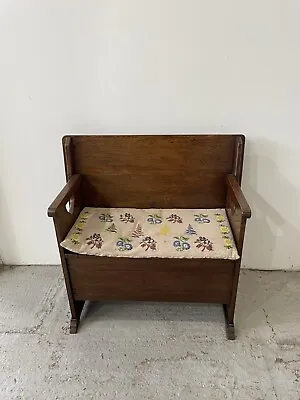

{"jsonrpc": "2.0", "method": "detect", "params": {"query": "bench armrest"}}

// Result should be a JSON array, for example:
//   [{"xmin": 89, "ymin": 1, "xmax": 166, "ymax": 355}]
[
  {"xmin": 48, "ymin": 174, "xmax": 82, "ymax": 217},
  {"xmin": 226, "ymin": 174, "xmax": 251, "ymax": 254},
  {"xmin": 226, "ymin": 175, "xmax": 251, "ymax": 219}
]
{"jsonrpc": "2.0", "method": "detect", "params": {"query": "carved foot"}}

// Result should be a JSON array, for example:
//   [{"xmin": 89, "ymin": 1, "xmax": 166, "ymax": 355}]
[{"xmin": 70, "ymin": 318, "xmax": 79, "ymax": 334}]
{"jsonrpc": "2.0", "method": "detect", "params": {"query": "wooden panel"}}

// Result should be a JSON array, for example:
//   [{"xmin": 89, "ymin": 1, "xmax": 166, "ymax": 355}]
[
  {"xmin": 67, "ymin": 255, "xmax": 234, "ymax": 303},
  {"xmin": 63, "ymin": 135, "xmax": 244, "ymax": 208}
]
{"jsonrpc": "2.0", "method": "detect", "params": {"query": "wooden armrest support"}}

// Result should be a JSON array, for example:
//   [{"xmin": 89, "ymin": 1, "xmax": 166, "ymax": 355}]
[
  {"xmin": 226, "ymin": 175, "xmax": 251, "ymax": 219},
  {"xmin": 48, "ymin": 174, "xmax": 82, "ymax": 217},
  {"xmin": 226, "ymin": 174, "xmax": 251, "ymax": 254}
]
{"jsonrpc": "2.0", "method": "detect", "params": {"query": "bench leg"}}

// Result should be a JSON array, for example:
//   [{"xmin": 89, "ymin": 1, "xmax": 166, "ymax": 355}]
[
  {"xmin": 70, "ymin": 300, "xmax": 85, "ymax": 334},
  {"xmin": 222, "ymin": 260, "xmax": 240, "ymax": 340},
  {"xmin": 223, "ymin": 304, "xmax": 236, "ymax": 340}
]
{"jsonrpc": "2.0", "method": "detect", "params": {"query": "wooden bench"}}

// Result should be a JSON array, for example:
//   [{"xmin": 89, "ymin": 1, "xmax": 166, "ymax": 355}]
[{"xmin": 48, "ymin": 135, "xmax": 251, "ymax": 339}]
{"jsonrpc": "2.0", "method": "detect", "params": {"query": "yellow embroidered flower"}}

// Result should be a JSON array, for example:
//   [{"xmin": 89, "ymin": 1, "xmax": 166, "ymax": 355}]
[
  {"xmin": 71, "ymin": 232, "xmax": 81, "ymax": 245},
  {"xmin": 216, "ymin": 215, "xmax": 225, "ymax": 223},
  {"xmin": 224, "ymin": 238, "xmax": 233, "ymax": 249},
  {"xmin": 81, "ymin": 212, "xmax": 89, "ymax": 219},
  {"xmin": 76, "ymin": 221, "xmax": 85, "ymax": 230},
  {"xmin": 220, "ymin": 226, "xmax": 230, "ymax": 235}
]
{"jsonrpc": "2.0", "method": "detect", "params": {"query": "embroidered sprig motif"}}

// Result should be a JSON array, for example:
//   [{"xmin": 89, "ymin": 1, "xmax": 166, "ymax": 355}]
[
  {"xmin": 132, "ymin": 224, "xmax": 144, "ymax": 238},
  {"xmin": 99, "ymin": 213, "xmax": 113, "ymax": 223},
  {"xmin": 194, "ymin": 236, "xmax": 213, "ymax": 252},
  {"xmin": 194, "ymin": 214, "xmax": 210, "ymax": 224},
  {"xmin": 106, "ymin": 223, "xmax": 117, "ymax": 233},
  {"xmin": 220, "ymin": 226, "xmax": 230, "ymax": 236},
  {"xmin": 120, "ymin": 213, "xmax": 135, "ymax": 223},
  {"xmin": 71, "ymin": 232, "xmax": 81, "ymax": 245},
  {"xmin": 86, "ymin": 233, "xmax": 103, "ymax": 249},
  {"xmin": 173, "ymin": 236, "xmax": 190, "ymax": 251},
  {"xmin": 147, "ymin": 214, "xmax": 162, "ymax": 224},
  {"xmin": 79, "ymin": 211, "xmax": 89, "ymax": 222},
  {"xmin": 140, "ymin": 236, "xmax": 157, "ymax": 251},
  {"xmin": 160, "ymin": 224, "xmax": 171, "ymax": 236},
  {"xmin": 167, "ymin": 214, "xmax": 183, "ymax": 224},
  {"xmin": 224, "ymin": 238, "xmax": 233, "ymax": 249},
  {"xmin": 215, "ymin": 213, "xmax": 234, "ymax": 250},
  {"xmin": 74, "ymin": 221, "xmax": 85, "ymax": 233},
  {"xmin": 185, "ymin": 224, "xmax": 197, "ymax": 235},
  {"xmin": 116, "ymin": 238, "xmax": 133, "ymax": 251},
  {"xmin": 71, "ymin": 212, "xmax": 90, "ymax": 244},
  {"xmin": 215, "ymin": 214, "xmax": 225, "ymax": 223}
]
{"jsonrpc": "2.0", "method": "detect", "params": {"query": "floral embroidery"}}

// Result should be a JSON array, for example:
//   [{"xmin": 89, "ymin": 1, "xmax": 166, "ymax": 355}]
[
  {"xmin": 194, "ymin": 237, "xmax": 213, "ymax": 252},
  {"xmin": 173, "ymin": 236, "xmax": 190, "ymax": 251},
  {"xmin": 99, "ymin": 213, "xmax": 113, "ymax": 223},
  {"xmin": 220, "ymin": 226, "xmax": 230, "ymax": 236},
  {"xmin": 63, "ymin": 208, "xmax": 239, "ymax": 259},
  {"xmin": 74, "ymin": 222, "xmax": 84, "ymax": 233},
  {"xmin": 224, "ymin": 238, "xmax": 233, "ymax": 249},
  {"xmin": 140, "ymin": 236, "xmax": 157, "ymax": 251},
  {"xmin": 215, "ymin": 213, "xmax": 225, "ymax": 223},
  {"xmin": 120, "ymin": 213, "xmax": 135, "ymax": 223},
  {"xmin": 132, "ymin": 224, "xmax": 144, "ymax": 238},
  {"xmin": 147, "ymin": 214, "xmax": 162, "ymax": 224},
  {"xmin": 185, "ymin": 224, "xmax": 197, "ymax": 235},
  {"xmin": 72, "ymin": 213, "xmax": 90, "ymax": 243},
  {"xmin": 215, "ymin": 212, "xmax": 234, "ymax": 250},
  {"xmin": 160, "ymin": 224, "xmax": 171, "ymax": 236},
  {"xmin": 167, "ymin": 214, "xmax": 183, "ymax": 223},
  {"xmin": 106, "ymin": 223, "xmax": 117, "ymax": 233},
  {"xmin": 194, "ymin": 214, "xmax": 210, "ymax": 224},
  {"xmin": 116, "ymin": 237, "xmax": 133, "ymax": 251},
  {"xmin": 86, "ymin": 233, "xmax": 103, "ymax": 249},
  {"xmin": 79, "ymin": 212, "xmax": 89, "ymax": 223},
  {"xmin": 71, "ymin": 232, "xmax": 81, "ymax": 245}
]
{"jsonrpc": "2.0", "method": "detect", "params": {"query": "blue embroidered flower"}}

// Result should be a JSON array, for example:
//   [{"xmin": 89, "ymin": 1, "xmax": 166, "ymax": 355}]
[
  {"xmin": 194, "ymin": 214, "xmax": 210, "ymax": 224},
  {"xmin": 116, "ymin": 238, "xmax": 133, "ymax": 251},
  {"xmin": 173, "ymin": 236, "xmax": 190, "ymax": 251},
  {"xmin": 99, "ymin": 213, "xmax": 113, "ymax": 223},
  {"xmin": 147, "ymin": 214, "xmax": 162, "ymax": 224}
]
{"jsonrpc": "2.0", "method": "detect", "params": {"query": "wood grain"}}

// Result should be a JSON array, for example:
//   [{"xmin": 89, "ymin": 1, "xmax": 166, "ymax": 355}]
[
  {"xmin": 63, "ymin": 135, "xmax": 241, "ymax": 208},
  {"xmin": 66, "ymin": 255, "xmax": 234, "ymax": 303}
]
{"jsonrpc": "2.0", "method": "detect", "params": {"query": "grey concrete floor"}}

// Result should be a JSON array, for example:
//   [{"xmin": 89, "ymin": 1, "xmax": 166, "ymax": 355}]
[{"xmin": 0, "ymin": 266, "xmax": 299, "ymax": 400}]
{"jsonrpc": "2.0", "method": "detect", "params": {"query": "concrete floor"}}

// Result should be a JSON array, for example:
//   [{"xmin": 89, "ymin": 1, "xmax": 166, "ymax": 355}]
[{"xmin": 0, "ymin": 266, "xmax": 299, "ymax": 400}]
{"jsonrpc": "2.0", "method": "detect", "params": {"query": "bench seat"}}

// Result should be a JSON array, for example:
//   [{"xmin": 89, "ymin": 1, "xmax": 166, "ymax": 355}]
[{"xmin": 61, "ymin": 207, "xmax": 239, "ymax": 260}]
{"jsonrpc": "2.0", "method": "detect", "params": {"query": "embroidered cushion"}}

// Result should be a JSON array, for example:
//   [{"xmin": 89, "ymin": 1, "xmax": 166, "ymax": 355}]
[{"xmin": 61, "ymin": 208, "xmax": 239, "ymax": 260}]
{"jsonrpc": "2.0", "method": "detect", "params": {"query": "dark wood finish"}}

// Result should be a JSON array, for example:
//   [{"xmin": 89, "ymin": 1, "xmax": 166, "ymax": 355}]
[
  {"xmin": 223, "ymin": 304, "xmax": 236, "ymax": 340},
  {"xmin": 225, "ymin": 174, "xmax": 251, "ymax": 336},
  {"xmin": 226, "ymin": 174, "xmax": 251, "ymax": 253},
  {"xmin": 48, "ymin": 174, "xmax": 85, "ymax": 333},
  {"xmin": 48, "ymin": 134, "xmax": 251, "ymax": 338},
  {"xmin": 63, "ymin": 136, "xmax": 74, "ymax": 182},
  {"xmin": 63, "ymin": 135, "xmax": 241, "ymax": 209},
  {"xmin": 66, "ymin": 255, "xmax": 234, "ymax": 303},
  {"xmin": 232, "ymin": 136, "xmax": 245, "ymax": 185}
]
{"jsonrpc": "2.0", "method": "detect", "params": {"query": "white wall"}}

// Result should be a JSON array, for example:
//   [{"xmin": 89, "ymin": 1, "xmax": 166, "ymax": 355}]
[{"xmin": 0, "ymin": 0, "xmax": 299, "ymax": 269}]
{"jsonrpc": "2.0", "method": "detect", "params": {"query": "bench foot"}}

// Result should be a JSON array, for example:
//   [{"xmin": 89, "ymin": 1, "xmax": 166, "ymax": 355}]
[
  {"xmin": 226, "ymin": 323, "xmax": 236, "ymax": 340},
  {"xmin": 70, "ymin": 318, "xmax": 79, "ymax": 334},
  {"xmin": 69, "ymin": 300, "xmax": 85, "ymax": 334},
  {"xmin": 223, "ymin": 304, "xmax": 236, "ymax": 340}
]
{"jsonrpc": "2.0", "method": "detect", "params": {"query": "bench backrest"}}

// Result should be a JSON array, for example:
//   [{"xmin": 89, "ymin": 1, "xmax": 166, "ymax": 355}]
[{"xmin": 63, "ymin": 135, "xmax": 245, "ymax": 208}]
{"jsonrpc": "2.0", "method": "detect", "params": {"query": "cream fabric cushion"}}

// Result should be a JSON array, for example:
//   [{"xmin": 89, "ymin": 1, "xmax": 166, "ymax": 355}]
[{"xmin": 61, "ymin": 207, "xmax": 239, "ymax": 260}]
